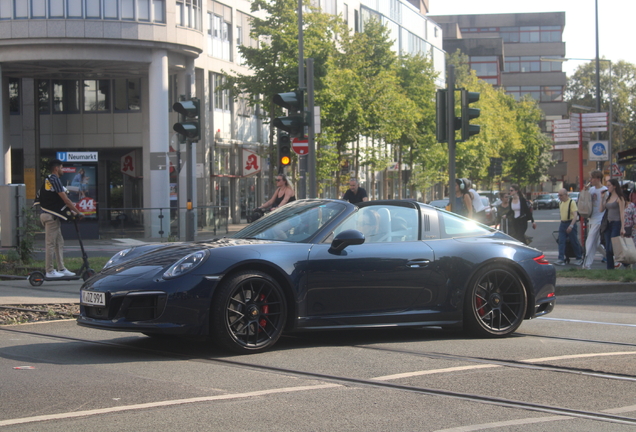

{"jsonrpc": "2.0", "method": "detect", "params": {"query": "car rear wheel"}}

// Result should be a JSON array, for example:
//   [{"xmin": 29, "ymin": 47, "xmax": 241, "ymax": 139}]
[
  {"xmin": 464, "ymin": 264, "xmax": 527, "ymax": 337},
  {"xmin": 211, "ymin": 271, "xmax": 287, "ymax": 354}
]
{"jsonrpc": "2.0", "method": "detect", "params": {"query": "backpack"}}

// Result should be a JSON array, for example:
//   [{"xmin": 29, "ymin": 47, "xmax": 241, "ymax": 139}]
[{"xmin": 577, "ymin": 189, "xmax": 592, "ymax": 218}]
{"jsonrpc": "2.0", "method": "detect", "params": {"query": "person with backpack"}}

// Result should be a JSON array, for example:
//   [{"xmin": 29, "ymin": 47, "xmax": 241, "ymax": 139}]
[
  {"xmin": 554, "ymin": 188, "xmax": 583, "ymax": 266},
  {"xmin": 582, "ymin": 170, "xmax": 608, "ymax": 269},
  {"xmin": 38, "ymin": 159, "xmax": 84, "ymax": 278},
  {"xmin": 509, "ymin": 184, "xmax": 536, "ymax": 244}
]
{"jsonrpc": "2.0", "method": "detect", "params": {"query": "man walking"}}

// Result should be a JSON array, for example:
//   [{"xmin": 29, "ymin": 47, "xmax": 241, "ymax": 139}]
[
  {"xmin": 582, "ymin": 170, "xmax": 607, "ymax": 269},
  {"xmin": 38, "ymin": 159, "xmax": 84, "ymax": 278},
  {"xmin": 554, "ymin": 188, "xmax": 583, "ymax": 266},
  {"xmin": 342, "ymin": 178, "xmax": 368, "ymax": 204}
]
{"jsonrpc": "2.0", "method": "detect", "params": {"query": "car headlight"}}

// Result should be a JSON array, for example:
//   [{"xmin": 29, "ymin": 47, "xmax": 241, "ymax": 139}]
[
  {"xmin": 163, "ymin": 250, "xmax": 209, "ymax": 279},
  {"xmin": 103, "ymin": 248, "xmax": 133, "ymax": 270}
]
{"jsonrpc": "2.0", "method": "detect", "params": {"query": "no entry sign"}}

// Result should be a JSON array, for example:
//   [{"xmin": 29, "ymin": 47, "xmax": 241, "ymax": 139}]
[{"xmin": 292, "ymin": 138, "xmax": 309, "ymax": 155}]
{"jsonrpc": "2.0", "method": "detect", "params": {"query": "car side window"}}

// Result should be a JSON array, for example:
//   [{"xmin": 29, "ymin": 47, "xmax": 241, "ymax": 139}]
[
  {"xmin": 328, "ymin": 205, "xmax": 418, "ymax": 243},
  {"xmin": 439, "ymin": 211, "xmax": 492, "ymax": 238}
]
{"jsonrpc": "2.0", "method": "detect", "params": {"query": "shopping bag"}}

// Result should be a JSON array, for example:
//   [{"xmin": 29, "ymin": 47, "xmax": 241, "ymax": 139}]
[
  {"xmin": 611, "ymin": 236, "xmax": 636, "ymax": 264},
  {"xmin": 577, "ymin": 189, "xmax": 592, "ymax": 218}
]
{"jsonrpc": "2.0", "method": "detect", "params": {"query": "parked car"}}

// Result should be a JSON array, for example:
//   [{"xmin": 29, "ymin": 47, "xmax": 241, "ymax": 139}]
[
  {"xmin": 568, "ymin": 192, "xmax": 579, "ymax": 203},
  {"xmin": 533, "ymin": 194, "xmax": 558, "ymax": 209},
  {"xmin": 78, "ymin": 199, "xmax": 556, "ymax": 354}
]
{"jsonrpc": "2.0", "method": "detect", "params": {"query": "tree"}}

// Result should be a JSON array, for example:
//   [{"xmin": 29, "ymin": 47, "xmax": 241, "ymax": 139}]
[{"xmin": 224, "ymin": 0, "xmax": 344, "ymax": 185}]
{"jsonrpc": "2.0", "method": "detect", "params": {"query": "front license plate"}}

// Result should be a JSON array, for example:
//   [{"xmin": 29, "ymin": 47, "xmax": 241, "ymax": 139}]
[{"xmin": 81, "ymin": 290, "xmax": 105, "ymax": 307}]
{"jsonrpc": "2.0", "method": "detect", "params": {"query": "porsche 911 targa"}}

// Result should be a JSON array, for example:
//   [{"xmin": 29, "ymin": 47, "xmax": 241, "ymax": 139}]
[{"xmin": 77, "ymin": 199, "xmax": 556, "ymax": 354}]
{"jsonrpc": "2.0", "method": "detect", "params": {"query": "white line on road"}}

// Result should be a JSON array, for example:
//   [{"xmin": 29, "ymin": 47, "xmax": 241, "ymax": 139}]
[
  {"xmin": 0, "ymin": 383, "xmax": 341, "ymax": 427},
  {"xmin": 539, "ymin": 317, "xmax": 636, "ymax": 327}
]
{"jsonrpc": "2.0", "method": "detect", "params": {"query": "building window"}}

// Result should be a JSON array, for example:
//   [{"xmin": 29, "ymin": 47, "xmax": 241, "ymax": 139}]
[
  {"xmin": 104, "ymin": 0, "xmax": 118, "ymax": 18},
  {"xmin": 121, "ymin": 0, "xmax": 134, "ymax": 19},
  {"xmin": 32, "ymin": 0, "xmax": 46, "ymax": 18},
  {"xmin": 67, "ymin": 0, "xmax": 83, "ymax": 18},
  {"xmin": 86, "ymin": 0, "xmax": 101, "ymax": 18},
  {"xmin": 176, "ymin": 0, "xmax": 201, "ymax": 30},
  {"xmin": 49, "ymin": 0, "xmax": 64, "ymax": 17},
  {"xmin": 153, "ymin": 0, "xmax": 164, "ymax": 22},
  {"xmin": 505, "ymin": 86, "xmax": 540, "ymax": 101},
  {"xmin": 470, "ymin": 56, "xmax": 499, "ymax": 85},
  {"xmin": 212, "ymin": 73, "xmax": 230, "ymax": 112},
  {"xmin": 208, "ymin": 4, "xmax": 231, "ymax": 61},
  {"xmin": 38, "ymin": 80, "xmax": 50, "ymax": 114},
  {"xmin": 0, "ymin": 0, "xmax": 12, "ymax": 19},
  {"xmin": 505, "ymin": 56, "xmax": 559, "ymax": 73},
  {"xmin": 114, "ymin": 78, "xmax": 141, "ymax": 111},
  {"xmin": 53, "ymin": 80, "xmax": 80, "ymax": 113},
  {"xmin": 541, "ymin": 86, "xmax": 563, "ymax": 103},
  {"xmin": 84, "ymin": 79, "xmax": 111, "ymax": 112},
  {"xmin": 9, "ymin": 78, "xmax": 19, "ymax": 114}
]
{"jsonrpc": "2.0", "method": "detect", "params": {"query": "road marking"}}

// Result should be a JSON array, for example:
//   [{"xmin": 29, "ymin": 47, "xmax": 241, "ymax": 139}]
[
  {"xmin": 539, "ymin": 317, "xmax": 636, "ymax": 327},
  {"xmin": 0, "ymin": 383, "xmax": 341, "ymax": 427},
  {"xmin": 372, "ymin": 351, "xmax": 636, "ymax": 381},
  {"xmin": 432, "ymin": 405, "xmax": 636, "ymax": 431}
]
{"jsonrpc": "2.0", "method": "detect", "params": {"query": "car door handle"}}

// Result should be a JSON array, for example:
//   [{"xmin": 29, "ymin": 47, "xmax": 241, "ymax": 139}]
[{"xmin": 407, "ymin": 259, "xmax": 430, "ymax": 268}]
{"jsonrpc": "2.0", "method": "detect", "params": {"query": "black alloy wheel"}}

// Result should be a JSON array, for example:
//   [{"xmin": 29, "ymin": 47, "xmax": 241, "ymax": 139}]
[
  {"xmin": 211, "ymin": 271, "xmax": 287, "ymax": 354},
  {"xmin": 464, "ymin": 264, "xmax": 527, "ymax": 337}
]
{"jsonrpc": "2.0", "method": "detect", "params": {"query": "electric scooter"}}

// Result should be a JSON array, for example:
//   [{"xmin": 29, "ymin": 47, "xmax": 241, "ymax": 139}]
[{"xmin": 28, "ymin": 216, "xmax": 96, "ymax": 286}]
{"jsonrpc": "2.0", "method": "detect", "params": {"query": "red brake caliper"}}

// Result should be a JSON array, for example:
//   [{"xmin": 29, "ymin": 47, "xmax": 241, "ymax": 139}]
[
  {"xmin": 259, "ymin": 294, "xmax": 268, "ymax": 330},
  {"xmin": 475, "ymin": 297, "xmax": 486, "ymax": 317}
]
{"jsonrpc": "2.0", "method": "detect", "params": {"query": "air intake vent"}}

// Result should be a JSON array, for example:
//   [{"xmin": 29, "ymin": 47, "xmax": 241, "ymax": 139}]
[{"xmin": 423, "ymin": 214, "xmax": 431, "ymax": 232}]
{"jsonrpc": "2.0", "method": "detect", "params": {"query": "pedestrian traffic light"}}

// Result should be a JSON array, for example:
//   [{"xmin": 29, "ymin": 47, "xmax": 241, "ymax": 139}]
[
  {"xmin": 489, "ymin": 157, "xmax": 503, "ymax": 177},
  {"xmin": 436, "ymin": 89, "xmax": 447, "ymax": 143},
  {"xmin": 460, "ymin": 90, "xmax": 480, "ymax": 141},
  {"xmin": 273, "ymin": 90, "xmax": 306, "ymax": 138},
  {"xmin": 173, "ymin": 98, "xmax": 200, "ymax": 141},
  {"xmin": 278, "ymin": 133, "xmax": 291, "ymax": 173}
]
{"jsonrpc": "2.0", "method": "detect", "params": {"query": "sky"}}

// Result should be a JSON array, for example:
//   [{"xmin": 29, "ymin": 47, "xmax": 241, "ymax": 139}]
[{"xmin": 428, "ymin": 0, "xmax": 634, "ymax": 75}]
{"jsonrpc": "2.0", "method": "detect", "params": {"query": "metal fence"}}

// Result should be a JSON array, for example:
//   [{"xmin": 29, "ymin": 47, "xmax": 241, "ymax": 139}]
[{"xmin": 95, "ymin": 206, "xmax": 230, "ymax": 240}]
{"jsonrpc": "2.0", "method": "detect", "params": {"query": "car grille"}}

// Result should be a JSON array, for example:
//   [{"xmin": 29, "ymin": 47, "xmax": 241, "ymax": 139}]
[{"xmin": 85, "ymin": 293, "xmax": 167, "ymax": 322}]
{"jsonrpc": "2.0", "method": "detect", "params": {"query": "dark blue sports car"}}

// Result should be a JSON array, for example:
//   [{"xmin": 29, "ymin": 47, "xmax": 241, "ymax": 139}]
[{"xmin": 77, "ymin": 199, "xmax": 556, "ymax": 354}]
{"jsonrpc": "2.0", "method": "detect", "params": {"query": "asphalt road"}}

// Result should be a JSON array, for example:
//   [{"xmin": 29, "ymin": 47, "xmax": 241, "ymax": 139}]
[{"xmin": 1, "ymin": 291, "xmax": 635, "ymax": 431}]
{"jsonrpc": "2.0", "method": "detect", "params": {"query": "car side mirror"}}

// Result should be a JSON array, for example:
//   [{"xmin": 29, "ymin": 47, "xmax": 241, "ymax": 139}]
[{"xmin": 329, "ymin": 229, "xmax": 365, "ymax": 254}]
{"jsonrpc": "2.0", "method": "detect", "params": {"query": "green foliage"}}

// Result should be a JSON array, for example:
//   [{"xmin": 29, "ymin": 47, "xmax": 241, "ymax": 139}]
[
  {"xmin": 558, "ymin": 266, "xmax": 636, "ymax": 283},
  {"xmin": 17, "ymin": 208, "xmax": 39, "ymax": 264}
]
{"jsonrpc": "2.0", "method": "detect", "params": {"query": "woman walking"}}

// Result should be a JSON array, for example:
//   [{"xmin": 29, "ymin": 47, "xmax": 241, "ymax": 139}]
[
  {"xmin": 509, "ymin": 184, "xmax": 536, "ymax": 244},
  {"xmin": 453, "ymin": 178, "xmax": 473, "ymax": 218},
  {"xmin": 600, "ymin": 178, "xmax": 626, "ymax": 269}
]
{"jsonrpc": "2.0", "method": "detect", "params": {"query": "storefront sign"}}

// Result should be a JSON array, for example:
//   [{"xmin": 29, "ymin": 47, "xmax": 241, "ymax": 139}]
[
  {"xmin": 57, "ymin": 152, "xmax": 98, "ymax": 162},
  {"xmin": 242, "ymin": 149, "xmax": 261, "ymax": 176}
]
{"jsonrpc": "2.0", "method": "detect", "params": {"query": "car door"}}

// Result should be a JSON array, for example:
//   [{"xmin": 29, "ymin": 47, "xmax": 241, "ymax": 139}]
[{"xmin": 302, "ymin": 204, "xmax": 439, "ymax": 323}]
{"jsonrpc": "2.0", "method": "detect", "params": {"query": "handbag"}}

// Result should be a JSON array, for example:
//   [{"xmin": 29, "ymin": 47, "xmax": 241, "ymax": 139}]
[
  {"xmin": 600, "ymin": 210, "xmax": 609, "ymax": 233},
  {"xmin": 577, "ymin": 189, "xmax": 592, "ymax": 218},
  {"xmin": 611, "ymin": 236, "xmax": 636, "ymax": 264}
]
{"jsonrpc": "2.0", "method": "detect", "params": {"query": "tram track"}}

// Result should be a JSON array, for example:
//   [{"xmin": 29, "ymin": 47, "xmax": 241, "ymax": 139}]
[{"xmin": 1, "ymin": 325, "xmax": 636, "ymax": 426}]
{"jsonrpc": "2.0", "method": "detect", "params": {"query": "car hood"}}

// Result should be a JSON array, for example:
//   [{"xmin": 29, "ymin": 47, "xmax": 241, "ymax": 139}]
[{"xmin": 100, "ymin": 238, "xmax": 279, "ymax": 275}]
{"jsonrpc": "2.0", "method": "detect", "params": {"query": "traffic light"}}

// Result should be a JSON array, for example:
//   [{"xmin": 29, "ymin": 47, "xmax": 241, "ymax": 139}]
[
  {"xmin": 173, "ymin": 98, "xmax": 200, "ymax": 141},
  {"xmin": 460, "ymin": 90, "xmax": 480, "ymax": 141},
  {"xmin": 273, "ymin": 90, "xmax": 306, "ymax": 138},
  {"xmin": 278, "ymin": 133, "xmax": 291, "ymax": 173},
  {"xmin": 489, "ymin": 157, "xmax": 503, "ymax": 177},
  {"xmin": 436, "ymin": 89, "xmax": 447, "ymax": 143}
]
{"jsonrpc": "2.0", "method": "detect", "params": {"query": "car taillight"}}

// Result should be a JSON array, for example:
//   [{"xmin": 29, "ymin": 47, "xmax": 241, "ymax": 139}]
[{"xmin": 533, "ymin": 254, "xmax": 550, "ymax": 265}]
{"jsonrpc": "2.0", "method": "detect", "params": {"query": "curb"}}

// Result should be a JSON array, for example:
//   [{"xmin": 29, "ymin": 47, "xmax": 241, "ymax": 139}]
[{"xmin": 556, "ymin": 282, "xmax": 636, "ymax": 296}]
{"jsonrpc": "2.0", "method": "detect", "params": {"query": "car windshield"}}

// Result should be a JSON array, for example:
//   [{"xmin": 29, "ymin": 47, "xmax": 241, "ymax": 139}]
[
  {"xmin": 232, "ymin": 200, "xmax": 346, "ymax": 242},
  {"xmin": 538, "ymin": 195, "xmax": 551, "ymax": 199}
]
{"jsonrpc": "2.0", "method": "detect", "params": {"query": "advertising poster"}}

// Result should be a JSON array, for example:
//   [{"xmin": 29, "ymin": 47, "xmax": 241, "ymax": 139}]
[{"xmin": 59, "ymin": 165, "xmax": 98, "ymax": 218}]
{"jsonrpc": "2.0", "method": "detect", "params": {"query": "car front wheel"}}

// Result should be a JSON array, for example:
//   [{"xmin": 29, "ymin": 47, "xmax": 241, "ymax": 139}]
[
  {"xmin": 464, "ymin": 264, "xmax": 527, "ymax": 337},
  {"xmin": 211, "ymin": 271, "xmax": 287, "ymax": 354}
]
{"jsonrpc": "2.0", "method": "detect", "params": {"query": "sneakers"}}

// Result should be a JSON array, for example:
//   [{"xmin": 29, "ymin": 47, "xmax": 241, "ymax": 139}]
[
  {"xmin": 60, "ymin": 269, "xmax": 76, "ymax": 277},
  {"xmin": 45, "ymin": 270, "xmax": 64, "ymax": 278},
  {"xmin": 554, "ymin": 260, "xmax": 566, "ymax": 266},
  {"xmin": 573, "ymin": 259, "xmax": 584, "ymax": 266}
]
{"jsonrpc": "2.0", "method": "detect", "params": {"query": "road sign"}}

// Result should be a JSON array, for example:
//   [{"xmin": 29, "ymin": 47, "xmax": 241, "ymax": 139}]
[
  {"xmin": 292, "ymin": 137, "xmax": 309, "ymax": 155},
  {"xmin": 553, "ymin": 144, "xmax": 580, "ymax": 149},
  {"xmin": 589, "ymin": 141, "xmax": 609, "ymax": 161},
  {"xmin": 611, "ymin": 163, "xmax": 623, "ymax": 177},
  {"xmin": 582, "ymin": 127, "xmax": 608, "ymax": 132}
]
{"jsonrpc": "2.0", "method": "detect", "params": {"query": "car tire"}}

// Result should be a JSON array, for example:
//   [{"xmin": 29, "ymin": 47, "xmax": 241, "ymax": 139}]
[
  {"xmin": 463, "ymin": 264, "xmax": 527, "ymax": 337},
  {"xmin": 211, "ymin": 271, "xmax": 287, "ymax": 354}
]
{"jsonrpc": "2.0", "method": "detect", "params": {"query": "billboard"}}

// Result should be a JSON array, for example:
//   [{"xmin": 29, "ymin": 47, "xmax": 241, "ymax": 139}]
[{"xmin": 59, "ymin": 164, "xmax": 98, "ymax": 218}]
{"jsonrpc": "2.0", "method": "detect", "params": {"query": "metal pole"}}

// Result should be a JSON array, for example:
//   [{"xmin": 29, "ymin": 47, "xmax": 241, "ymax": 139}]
[
  {"xmin": 594, "ymin": 0, "xmax": 602, "ymax": 170},
  {"xmin": 307, "ymin": 58, "xmax": 316, "ymax": 198},
  {"xmin": 608, "ymin": 61, "xmax": 613, "ymax": 176},
  {"xmin": 298, "ymin": 0, "xmax": 304, "ymax": 90},
  {"xmin": 447, "ymin": 65, "xmax": 456, "ymax": 212}
]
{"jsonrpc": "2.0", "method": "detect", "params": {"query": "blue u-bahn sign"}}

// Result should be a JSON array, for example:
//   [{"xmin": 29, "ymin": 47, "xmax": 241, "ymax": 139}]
[{"xmin": 56, "ymin": 152, "xmax": 98, "ymax": 162}]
